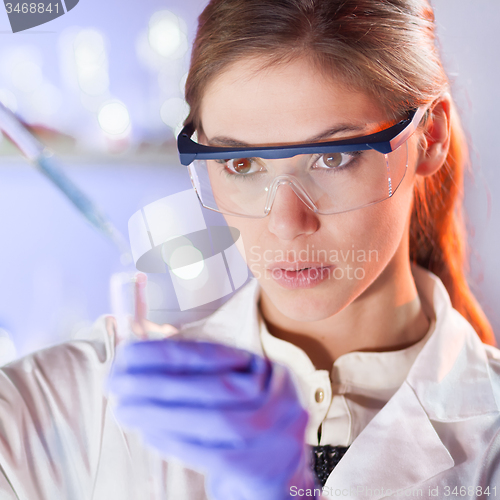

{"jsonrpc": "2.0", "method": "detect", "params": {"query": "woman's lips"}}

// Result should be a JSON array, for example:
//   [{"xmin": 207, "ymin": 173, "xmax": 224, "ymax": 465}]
[
  {"xmin": 266, "ymin": 262, "xmax": 335, "ymax": 289},
  {"xmin": 266, "ymin": 261, "xmax": 331, "ymax": 271}
]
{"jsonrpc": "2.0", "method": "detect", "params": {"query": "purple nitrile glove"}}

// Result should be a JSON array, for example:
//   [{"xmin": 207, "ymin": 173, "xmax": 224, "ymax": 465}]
[{"xmin": 107, "ymin": 338, "xmax": 321, "ymax": 500}]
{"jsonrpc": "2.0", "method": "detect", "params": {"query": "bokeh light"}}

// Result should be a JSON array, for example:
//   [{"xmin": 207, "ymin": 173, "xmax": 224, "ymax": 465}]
[
  {"xmin": 97, "ymin": 100, "xmax": 131, "ymax": 135},
  {"xmin": 148, "ymin": 10, "xmax": 188, "ymax": 59}
]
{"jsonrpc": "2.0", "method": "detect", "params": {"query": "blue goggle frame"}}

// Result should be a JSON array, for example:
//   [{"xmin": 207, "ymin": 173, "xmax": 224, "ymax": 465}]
[{"xmin": 177, "ymin": 107, "xmax": 426, "ymax": 166}]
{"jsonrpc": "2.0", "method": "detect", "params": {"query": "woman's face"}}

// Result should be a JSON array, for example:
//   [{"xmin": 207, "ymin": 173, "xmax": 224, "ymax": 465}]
[{"xmin": 198, "ymin": 56, "xmax": 423, "ymax": 323}]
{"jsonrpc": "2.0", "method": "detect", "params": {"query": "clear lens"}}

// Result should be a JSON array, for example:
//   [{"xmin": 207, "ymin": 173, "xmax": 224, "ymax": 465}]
[{"xmin": 188, "ymin": 143, "xmax": 408, "ymax": 217}]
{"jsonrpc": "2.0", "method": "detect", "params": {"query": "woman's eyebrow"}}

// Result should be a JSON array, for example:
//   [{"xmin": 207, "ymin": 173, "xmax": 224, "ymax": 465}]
[{"xmin": 207, "ymin": 124, "xmax": 368, "ymax": 147}]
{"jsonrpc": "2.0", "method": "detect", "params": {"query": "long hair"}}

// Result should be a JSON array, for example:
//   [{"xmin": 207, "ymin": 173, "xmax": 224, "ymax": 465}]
[{"xmin": 184, "ymin": 0, "xmax": 495, "ymax": 345}]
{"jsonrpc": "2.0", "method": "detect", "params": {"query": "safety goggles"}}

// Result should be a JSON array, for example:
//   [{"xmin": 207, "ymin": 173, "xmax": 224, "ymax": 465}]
[{"xmin": 177, "ymin": 106, "xmax": 426, "ymax": 218}]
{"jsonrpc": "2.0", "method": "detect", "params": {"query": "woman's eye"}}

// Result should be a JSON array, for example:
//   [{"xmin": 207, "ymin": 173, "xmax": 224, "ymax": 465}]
[
  {"xmin": 221, "ymin": 158, "xmax": 259, "ymax": 174},
  {"xmin": 315, "ymin": 152, "xmax": 359, "ymax": 169}
]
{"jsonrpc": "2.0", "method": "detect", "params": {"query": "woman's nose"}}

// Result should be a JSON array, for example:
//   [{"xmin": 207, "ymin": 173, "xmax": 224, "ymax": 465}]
[{"xmin": 266, "ymin": 182, "xmax": 319, "ymax": 240}]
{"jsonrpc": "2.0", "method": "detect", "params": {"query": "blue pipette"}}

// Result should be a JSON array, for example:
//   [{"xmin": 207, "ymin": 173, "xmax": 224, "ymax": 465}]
[{"xmin": 0, "ymin": 102, "xmax": 133, "ymax": 266}]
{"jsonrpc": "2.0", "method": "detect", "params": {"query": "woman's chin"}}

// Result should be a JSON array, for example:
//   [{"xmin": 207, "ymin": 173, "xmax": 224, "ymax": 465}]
[{"xmin": 261, "ymin": 282, "xmax": 343, "ymax": 322}]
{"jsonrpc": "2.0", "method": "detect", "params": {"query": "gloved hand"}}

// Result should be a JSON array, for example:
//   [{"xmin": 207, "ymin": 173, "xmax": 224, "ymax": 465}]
[{"xmin": 107, "ymin": 338, "xmax": 320, "ymax": 500}]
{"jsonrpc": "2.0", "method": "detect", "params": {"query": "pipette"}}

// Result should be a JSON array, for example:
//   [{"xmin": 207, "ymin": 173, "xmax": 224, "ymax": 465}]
[{"xmin": 0, "ymin": 102, "xmax": 133, "ymax": 266}]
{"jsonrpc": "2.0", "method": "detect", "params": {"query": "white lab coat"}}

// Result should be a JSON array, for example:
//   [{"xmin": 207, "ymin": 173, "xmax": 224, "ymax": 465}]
[{"xmin": 0, "ymin": 264, "xmax": 499, "ymax": 499}]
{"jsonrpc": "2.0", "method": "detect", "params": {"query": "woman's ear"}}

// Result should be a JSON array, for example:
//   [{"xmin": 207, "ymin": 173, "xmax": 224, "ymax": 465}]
[{"xmin": 415, "ymin": 93, "xmax": 452, "ymax": 177}]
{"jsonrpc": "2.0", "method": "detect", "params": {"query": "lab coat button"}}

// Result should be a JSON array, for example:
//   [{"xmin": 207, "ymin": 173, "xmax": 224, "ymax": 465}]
[{"xmin": 315, "ymin": 388, "xmax": 325, "ymax": 403}]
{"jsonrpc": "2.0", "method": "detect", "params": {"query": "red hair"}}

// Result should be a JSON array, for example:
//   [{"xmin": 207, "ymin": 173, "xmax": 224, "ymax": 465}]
[{"xmin": 410, "ymin": 106, "xmax": 495, "ymax": 344}]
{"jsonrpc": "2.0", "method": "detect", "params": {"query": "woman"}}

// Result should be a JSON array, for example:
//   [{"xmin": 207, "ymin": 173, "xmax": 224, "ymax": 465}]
[
  {"xmin": 0, "ymin": 1, "xmax": 499, "ymax": 499},
  {"xmin": 108, "ymin": 0, "xmax": 500, "ymax": 498}
]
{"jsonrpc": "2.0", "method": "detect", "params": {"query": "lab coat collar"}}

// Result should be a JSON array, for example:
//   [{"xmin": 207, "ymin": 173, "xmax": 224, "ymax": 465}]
[{"xmin": 183, "ymin": 265, "xmax": 499, "ymax": 496}]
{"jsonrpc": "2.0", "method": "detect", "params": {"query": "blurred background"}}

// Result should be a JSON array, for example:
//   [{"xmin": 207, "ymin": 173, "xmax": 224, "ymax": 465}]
[{"xmin": 0, "ymin": 0, "xmax": 498, "ymax": 360}]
